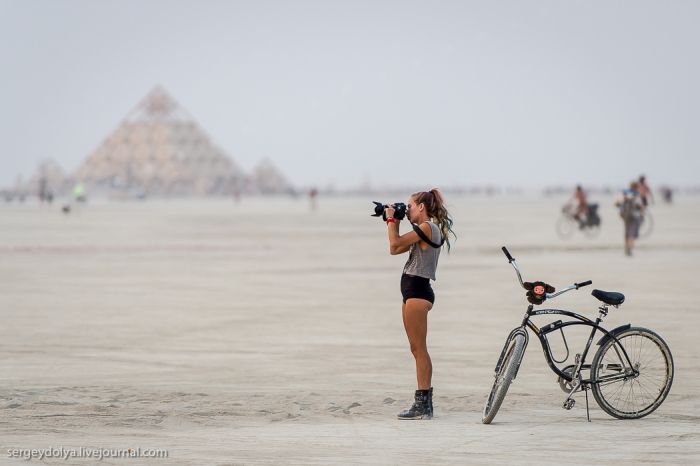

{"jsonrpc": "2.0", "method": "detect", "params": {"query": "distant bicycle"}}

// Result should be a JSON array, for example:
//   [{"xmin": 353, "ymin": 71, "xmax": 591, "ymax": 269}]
[
  {"xmin": 556, "ymin": 204, "xmax": 601, "ymax": 239},
  {"xmin": 638, "ymin": 209, "xmax": 654, "ymax": 239},
  {"xmin": 482, "ymin": 247, "xmax": 673, "ymax": 424}
]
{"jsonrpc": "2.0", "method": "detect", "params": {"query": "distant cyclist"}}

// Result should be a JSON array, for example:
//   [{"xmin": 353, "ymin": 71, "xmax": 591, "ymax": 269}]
[
  {"xmin": 571, "ymin": 185, "xmax": 588, "ymax": 228},
  {"xmin": 615, "ymin": 181, "xmax": 645, "ymax": 256},
  {"xmin": 638, "ymin": 175, "xmax": 654, "ymax": 207}
]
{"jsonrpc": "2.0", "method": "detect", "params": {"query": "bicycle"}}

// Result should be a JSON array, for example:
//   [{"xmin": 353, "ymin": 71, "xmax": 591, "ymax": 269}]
[
  {"xmin": 556, "ymin": 203, "xmax": 601, "ymax": 239},
  {"xmin": 482, "ymin": 247, "xmax": 673, "ymax": 423}
]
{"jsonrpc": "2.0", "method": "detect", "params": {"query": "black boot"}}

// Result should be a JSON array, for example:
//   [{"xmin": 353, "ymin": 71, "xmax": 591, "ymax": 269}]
[
  {"xmin": 397, "ymin": 389, "xmax": 432, "ymax": 420},
  {"xmin": 428, "ymin": 387, "xmax": 434, "ymax": 417}
]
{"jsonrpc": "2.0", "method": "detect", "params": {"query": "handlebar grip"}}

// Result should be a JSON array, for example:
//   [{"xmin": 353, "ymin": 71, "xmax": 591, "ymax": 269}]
[
  {"xmin": 576, "ymin": 280, "xmax": 593, "ymax": 289},
  {"xmin": 502, "ymin": 246, "xmax": 514, "ymax": 262}
]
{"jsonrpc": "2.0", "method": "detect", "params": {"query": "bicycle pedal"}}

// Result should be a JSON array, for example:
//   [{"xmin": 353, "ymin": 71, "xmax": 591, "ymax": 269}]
[{"xmin": 563, "ymin": 399, "xmax": 575, "ymax": 410}]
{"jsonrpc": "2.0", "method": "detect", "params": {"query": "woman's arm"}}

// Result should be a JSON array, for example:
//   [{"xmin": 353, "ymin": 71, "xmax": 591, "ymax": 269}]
[{"xmin": 387, "ymin": 221, "xmax": 432, "ymax": 255}]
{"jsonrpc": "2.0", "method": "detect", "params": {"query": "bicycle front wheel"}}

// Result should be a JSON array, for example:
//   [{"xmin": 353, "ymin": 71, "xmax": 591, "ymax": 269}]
[
  {"xmin": 556, "ymin": 215, "xmax": 576, "ymax": 239},
  {"xmin": 482, "ymin": 333, "xmax": 526, "ymax": 424},
  {"xmin": 591, "ymin": 327, "xmax": 673, "ymax": 419}
]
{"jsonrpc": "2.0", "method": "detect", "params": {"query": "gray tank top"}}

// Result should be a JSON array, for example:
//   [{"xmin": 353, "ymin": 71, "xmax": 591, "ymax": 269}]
[{"xmin": 403, "ymin": 222, "xmax": 442, "ymax": 280}]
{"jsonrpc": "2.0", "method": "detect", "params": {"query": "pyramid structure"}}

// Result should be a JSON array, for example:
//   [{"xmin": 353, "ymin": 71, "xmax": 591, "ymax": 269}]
[
  {"xmin": 74, "ymin": 86, "xmax": 247, "ymax": 196},
  {"xmin": 250, "ymin": 158, "xmax": 295, "ymax": 195}
]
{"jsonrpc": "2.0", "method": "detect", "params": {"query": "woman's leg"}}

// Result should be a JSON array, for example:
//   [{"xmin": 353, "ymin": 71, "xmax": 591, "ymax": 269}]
[
  {"xmin": 401, "ymin": 301, "xmax": 406, "ymax": 333},
  {"xmin": 402, "ymin": 298, "xmax": 433, "ymax": 389}
]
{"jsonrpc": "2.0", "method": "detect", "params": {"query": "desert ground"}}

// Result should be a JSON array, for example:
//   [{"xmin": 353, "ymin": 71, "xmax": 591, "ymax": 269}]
[{"xmin": 1, "ymin": 194, "xmax": 698, "ymax": 465}]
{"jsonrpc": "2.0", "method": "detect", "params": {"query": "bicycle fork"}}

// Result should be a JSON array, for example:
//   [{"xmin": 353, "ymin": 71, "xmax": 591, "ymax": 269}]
[{"xmin": 494, "ymin": 326, "xmax": 529, "ymax": 380}]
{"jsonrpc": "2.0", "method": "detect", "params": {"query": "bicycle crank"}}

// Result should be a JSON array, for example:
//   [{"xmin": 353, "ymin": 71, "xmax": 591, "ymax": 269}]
[{"xmin": 557, "ymin": 365, "xmax": 577, "ymax": 393}]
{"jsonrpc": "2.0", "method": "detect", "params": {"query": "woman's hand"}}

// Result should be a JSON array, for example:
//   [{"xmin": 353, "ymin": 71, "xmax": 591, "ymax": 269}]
[{"xmin": 385, "ymin": 205, "xmax": 396, "ymax": 220}]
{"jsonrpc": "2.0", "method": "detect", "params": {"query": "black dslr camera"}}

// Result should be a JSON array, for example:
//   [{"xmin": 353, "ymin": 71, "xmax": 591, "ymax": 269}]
[{"xmin": 371, "ymin": 201, "xmax": 407, "ymax": 221}]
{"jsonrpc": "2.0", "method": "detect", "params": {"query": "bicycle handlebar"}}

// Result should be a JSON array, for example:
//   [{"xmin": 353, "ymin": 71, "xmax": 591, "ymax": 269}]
[
  {"xmin": 502, "ymin": 246, "xmax": 515, "ymax": 263},
  {"xmin": 502, "ymin": 246, "xmax": 592, "ymax": 301}
]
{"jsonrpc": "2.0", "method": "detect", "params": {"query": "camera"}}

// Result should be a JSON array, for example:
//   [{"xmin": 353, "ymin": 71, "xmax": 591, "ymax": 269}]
[{"xmin": 371, "ymin": 201, "xmax": 407, "ymax": 221}]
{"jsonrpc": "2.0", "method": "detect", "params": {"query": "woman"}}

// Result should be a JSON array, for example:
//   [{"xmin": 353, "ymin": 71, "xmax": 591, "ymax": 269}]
[{"xmin": 384, "ymin": 188, "xmax": 455, "ymax": 420}]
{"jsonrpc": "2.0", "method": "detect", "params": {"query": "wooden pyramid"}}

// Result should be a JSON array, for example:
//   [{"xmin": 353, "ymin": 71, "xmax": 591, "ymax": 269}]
[{"xmin": 74, "ymin": 86, "xmax": 246, "ymax": 196}]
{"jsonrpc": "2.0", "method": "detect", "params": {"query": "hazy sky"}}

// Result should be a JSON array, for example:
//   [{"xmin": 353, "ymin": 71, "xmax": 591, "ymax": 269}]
[{"xmin": 1, "ymin": 0, "xmax": 699, "ymax": 189}]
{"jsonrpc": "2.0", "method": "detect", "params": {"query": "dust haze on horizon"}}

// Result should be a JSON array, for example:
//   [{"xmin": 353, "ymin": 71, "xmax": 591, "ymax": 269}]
[{"xmin": 1, "ymin": 0, "xmax": 699, "ymax": 191}]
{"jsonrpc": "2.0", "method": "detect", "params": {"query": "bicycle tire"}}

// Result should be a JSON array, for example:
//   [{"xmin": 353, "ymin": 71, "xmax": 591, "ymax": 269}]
[
  {"xmin": 482, "ymin": 333, "xmax": 526, "ymax": 424},
  {"xmin": 555, "ymin": 215, "xmax": 576, "ymax": 239},
  {"xmin": 591, "ymin": 327, "xmax": 673, "ymax": 419},
  {"xmin": 639, "ymin": 211, "xmax": 654, "ymax": 239}
]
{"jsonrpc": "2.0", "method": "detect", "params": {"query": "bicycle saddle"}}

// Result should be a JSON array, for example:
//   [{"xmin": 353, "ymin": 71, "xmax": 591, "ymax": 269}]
[{"xmin": 591, "ymin": 289, "xmax": 625, "ymax": 306}]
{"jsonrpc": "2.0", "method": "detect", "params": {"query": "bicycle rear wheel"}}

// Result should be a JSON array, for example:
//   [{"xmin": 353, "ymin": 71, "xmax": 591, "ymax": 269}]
[
  {"xmin": 582, "ymin": 224, "xmax": 601, "ymax": 239},
  {"xmin": 591, "ymin": 327, "xmax": 673, "ymax": 419},
  {"xmin": 482, "ymin": 333, "xmax": 526, "ymax": 424}
]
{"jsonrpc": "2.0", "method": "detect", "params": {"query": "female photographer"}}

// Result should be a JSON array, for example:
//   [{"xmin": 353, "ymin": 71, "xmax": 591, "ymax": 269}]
[{"xmin": 384, "ymin": 188, "xmax": 454, "ymax": 420}]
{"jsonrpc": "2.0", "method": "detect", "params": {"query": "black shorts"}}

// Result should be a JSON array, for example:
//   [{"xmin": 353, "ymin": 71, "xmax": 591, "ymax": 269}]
[{"xmin": 400, "ymin": 274, "xmax": 435, "ymax": 304}]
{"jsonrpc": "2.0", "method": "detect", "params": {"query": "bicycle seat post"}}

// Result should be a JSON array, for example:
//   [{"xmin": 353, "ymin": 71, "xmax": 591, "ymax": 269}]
[{"xmin": 598, "ymin": 305, "xmax": 609, "ymax": 320}]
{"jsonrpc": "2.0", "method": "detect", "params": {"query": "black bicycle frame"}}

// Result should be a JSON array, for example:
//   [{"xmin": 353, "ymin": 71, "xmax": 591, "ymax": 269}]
[{"xmin": 516, "ymin": 305, "xmax": 637, "ymax": 385}]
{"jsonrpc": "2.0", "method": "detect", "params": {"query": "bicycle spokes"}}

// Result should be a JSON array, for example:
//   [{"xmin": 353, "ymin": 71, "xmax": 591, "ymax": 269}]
[{"xmin": 592, "ymin": 330, "xmax": 673, "ymax": 418}]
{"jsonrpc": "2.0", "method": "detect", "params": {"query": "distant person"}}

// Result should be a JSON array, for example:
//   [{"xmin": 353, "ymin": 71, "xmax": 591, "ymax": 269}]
[
  {"xmin": 308, "ymin": 187, "xmax": 318, "ymax": 211},
  {"xmin": 660, "ymin": 186, "xmax": 673, "ymax": 204},
  {"xmin": 571, "ymin": 185, "xmax": 588, "ymax": 228},
  {"xmin": 638, "ymin": 175, "xmax": 654, "ymax": 206},
  {"xmin": 615, "ymin": 181, "xmax": 644, "ymax": 256},
  {"xmin": 38, "ymin": 177, "xmax": 48, "ymax": 203},
  {"xmin": 384, "ymin": 188, "xmax": 455, "ymax": 420},
  {"xmin": 73, "ymin": 182, "xmax": 87, "ymax": 203}
]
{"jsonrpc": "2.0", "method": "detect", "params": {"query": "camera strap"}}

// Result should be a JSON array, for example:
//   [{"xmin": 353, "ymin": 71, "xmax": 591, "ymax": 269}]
[{"xmin": 412, "ymin": 223, "xmax": 444, "ymax": 248}]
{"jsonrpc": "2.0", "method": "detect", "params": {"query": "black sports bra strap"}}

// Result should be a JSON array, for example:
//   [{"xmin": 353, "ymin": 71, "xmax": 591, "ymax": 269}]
[{"xmin": 411, "ymin": 223, "xmax": 445, "ymax": 249}]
